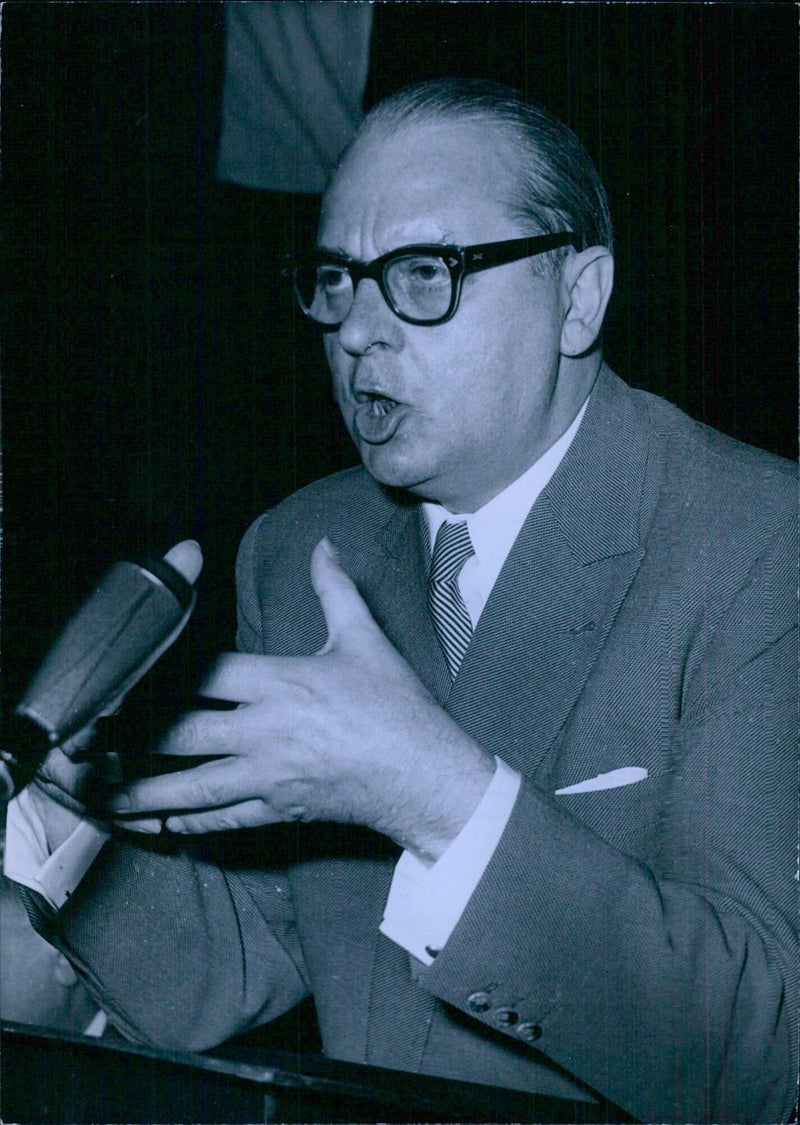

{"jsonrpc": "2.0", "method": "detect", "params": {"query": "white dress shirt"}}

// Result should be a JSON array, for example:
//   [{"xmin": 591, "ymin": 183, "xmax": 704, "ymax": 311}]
[
  {"xmin": 5, "ymin": 789, "xmax": 109, "ymax": 909},
  {"xmin": 5, "ymin": 402, "xmax": 588, "ymax": 968}
]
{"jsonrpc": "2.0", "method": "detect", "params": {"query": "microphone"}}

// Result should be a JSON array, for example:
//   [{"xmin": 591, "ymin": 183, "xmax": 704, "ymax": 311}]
[{"xmin": 1, "ymin": 540, "xmax": 203, "ymax": 799}]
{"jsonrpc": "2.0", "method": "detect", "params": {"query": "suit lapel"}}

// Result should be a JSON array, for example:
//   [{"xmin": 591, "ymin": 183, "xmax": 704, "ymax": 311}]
[
  {"xmin": 356, "ymin": 502, "xmax": 453, "ymax": 705},
  {"xmin": 449, "ymin": 500, "xmax": 646, "ymax": 781},
  {"xmin": 448, "ymin": 365, "xmax": 655, "ymax": 783}
]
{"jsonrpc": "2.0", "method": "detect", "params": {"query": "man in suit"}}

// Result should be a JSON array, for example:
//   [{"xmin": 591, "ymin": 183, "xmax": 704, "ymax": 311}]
[{"xmin": 7, "ymin": 80, "xmax": 797, "ymax": 1123}]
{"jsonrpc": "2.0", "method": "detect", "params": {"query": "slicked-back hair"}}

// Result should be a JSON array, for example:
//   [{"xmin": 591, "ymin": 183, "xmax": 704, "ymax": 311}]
[{"xmin": 350, "ymin": 78, "xmax": 613, "ymax": 275}]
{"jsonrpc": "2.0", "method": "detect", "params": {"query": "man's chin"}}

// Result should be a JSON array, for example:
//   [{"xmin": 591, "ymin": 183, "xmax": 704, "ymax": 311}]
[{"xmin": 358, "ymin": 445, "xmax": 432, "ymax": 497}]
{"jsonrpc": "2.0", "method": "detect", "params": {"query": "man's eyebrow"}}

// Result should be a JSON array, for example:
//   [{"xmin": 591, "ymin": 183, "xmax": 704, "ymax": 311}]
[
  {"xmin": 314, "ymin": 235, "xmax": 458, "ymax": 260},
  {"xmin": 314, "ymin": 245, "xmax": 351, "ymax": 259}
]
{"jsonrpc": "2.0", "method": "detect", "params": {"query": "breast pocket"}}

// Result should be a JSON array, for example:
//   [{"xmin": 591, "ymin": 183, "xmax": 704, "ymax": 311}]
[{"xmin": 554, "ymin": 771, "xmax": 665, "ymax": 859}]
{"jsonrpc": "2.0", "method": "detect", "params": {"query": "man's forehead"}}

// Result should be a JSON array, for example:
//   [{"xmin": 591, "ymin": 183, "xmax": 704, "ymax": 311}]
[
  {"xmin": 320, "ymin": 118, "xmax": 515, "ymax": 248},
  {"xmin": 330, "ymin": 116, "xmax": 507, "ymax": 189}
]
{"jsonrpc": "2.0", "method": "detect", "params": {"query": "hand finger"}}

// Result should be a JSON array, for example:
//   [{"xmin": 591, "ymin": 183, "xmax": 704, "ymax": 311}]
[
  {"xmin": 0, "ymin": 760, "xmax": 15, "ymax": 800},
  {"xmin": 112, "ymin": 816, "xmax": 165, "ymax": 835},
  {"xmin": 198, "ymin": 653, "xmax": 288, "ymax": 703},
  {"xmin": 59, "ymin": 721, "xmax": 101, "ymax": 759},
  {"xmin": 37, "ymin": 746, "xmax": 96, "ymax": 795},
  {"xmin": 156, "ymin": 708, "xmax": 249, "ymax": 756},
  {"xmin": 198, "ymin": 653, "xmax": 324, "ymax": 703},
  {"xmin": 109, "ymin": 755, "xmax": 245, "ymax": 815},
  {"xmin": 310, "ymin": 537, "xmax": 379, "ymax": 650},
  {"xmin": 164, "ymin": 799, "xmax": 285, "ymax": 835}
]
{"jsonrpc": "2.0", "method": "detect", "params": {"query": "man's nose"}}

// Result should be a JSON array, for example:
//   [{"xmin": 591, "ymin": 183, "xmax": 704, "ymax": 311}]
[{"xmin": 336, "ymin": 278, "xmax": 403, "ymax": 355}]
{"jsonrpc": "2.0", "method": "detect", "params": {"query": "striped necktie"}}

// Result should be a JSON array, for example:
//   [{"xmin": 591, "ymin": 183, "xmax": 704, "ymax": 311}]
[{"xmin": 427, "ymin": 520, "xmax": 475, "ymax": 678}]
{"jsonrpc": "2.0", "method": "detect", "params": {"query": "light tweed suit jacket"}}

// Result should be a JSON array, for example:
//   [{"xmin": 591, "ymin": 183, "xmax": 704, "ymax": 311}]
[{"xmin": 48, "ymin": 367, "xmax": 797, "ymax": 1123}]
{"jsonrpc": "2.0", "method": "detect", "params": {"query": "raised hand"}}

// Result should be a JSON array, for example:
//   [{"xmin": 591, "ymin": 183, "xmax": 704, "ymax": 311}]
[{"xmin": 110, "ymin": 538, "xmax": 495, "ymax": 861}]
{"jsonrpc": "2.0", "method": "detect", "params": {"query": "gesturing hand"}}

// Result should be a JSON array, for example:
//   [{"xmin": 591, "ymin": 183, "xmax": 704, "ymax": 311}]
[
  {"xmin": 111, "ymin": 539, "xmax": 495, "ymax": 861},
  {"xmin": 25, "ymin": 725, "xmax": 115, "ymax": 851}
]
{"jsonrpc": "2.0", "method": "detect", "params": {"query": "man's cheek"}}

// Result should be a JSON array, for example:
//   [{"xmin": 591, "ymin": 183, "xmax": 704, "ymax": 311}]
[
  {"xmin": 327, "ymin": 361, "xmax": 349, "ymax": 412},
  {"xmin": 323, "ymin": 339, "xmax": 343, "ymax": 383},
  {"xmin": 331, "ymin": 377, "xmax": 351, "ymax": 419},
  {"xmin": 330, "ymin": 382, "xmax": 358, "ymax": 443}
]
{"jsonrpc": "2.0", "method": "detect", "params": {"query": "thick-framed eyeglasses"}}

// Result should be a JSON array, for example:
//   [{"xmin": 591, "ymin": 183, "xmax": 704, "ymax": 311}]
[{"xmin": 287, "ymin": 232, "xmax": 577, "ymax": 328}]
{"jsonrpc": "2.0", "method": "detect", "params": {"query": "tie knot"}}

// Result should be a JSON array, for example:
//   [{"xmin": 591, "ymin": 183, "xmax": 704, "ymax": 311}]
[{"xmin": 429, "ymin": 520, "xmax": 474, "ymax": 585}]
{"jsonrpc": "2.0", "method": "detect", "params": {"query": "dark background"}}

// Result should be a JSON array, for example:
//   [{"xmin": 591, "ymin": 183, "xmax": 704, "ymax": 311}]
[{"xmin": 3, "ymin": 2, "xmax": 797, "ymax": 709}]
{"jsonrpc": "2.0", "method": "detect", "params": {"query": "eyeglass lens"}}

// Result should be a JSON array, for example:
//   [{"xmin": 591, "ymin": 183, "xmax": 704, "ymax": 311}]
[{"xmin": 296, "ymin": 253, "xmax": 454, "ymax": 326}]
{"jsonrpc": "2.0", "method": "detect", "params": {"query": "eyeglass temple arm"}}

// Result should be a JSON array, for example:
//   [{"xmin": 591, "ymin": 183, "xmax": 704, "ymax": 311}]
[{"xmin": 464, "ymin": 232, "xmax": 577, "ymax": 275}]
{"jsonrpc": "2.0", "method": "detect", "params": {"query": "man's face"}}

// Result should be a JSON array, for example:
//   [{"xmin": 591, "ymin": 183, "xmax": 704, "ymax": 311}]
[{"xmin": 319, "ymin": 120, "xmax": 569, "ymax": 512}]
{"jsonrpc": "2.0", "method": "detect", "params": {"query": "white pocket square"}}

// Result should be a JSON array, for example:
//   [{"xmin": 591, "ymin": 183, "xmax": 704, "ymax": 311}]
[{"xmin": 555, "ymin": 767, "xmax": 648, "ymax": 795}]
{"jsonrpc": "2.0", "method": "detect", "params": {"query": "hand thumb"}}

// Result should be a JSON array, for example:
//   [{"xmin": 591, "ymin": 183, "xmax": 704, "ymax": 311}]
[{"xmin": 310, "ymin": 538, "xmax": 377, "ymax": 651}]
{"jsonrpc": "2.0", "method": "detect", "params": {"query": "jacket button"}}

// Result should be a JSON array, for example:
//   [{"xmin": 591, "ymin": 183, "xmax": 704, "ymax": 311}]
[
  {"xmin": 516, "ymin": 1022, "xmax": 542, "ymax": 1042},
  {"xmin": 466, "ymin": 991, "xmax": 492, "ymax": 1013},
  {"xmin": 492, "ymin": 1007, "xmax": 519, "ymax": 1027}
]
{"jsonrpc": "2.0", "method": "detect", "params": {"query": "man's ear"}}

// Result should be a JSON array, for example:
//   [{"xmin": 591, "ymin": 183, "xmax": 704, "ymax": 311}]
[{"xmin": 559, "ymin": 247, "xmax": 614, "ymax": 357}]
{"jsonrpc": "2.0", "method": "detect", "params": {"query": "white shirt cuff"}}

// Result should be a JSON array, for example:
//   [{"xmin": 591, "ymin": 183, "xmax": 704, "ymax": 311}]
[
  {"xmin": 4, "ymin": 789, "xmax": 110, "ymax": 911},
  {"xmin": 380, "ymin": 757, "xmax": 521, "ymax": 965}
]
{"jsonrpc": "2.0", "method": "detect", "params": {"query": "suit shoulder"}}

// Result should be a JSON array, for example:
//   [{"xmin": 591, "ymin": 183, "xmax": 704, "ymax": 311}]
[
  {"xmin": 235, "ymin": 468, "xmax": 415, "ymax": 655},
  {"xmin": 238, "ymin": 467, "xmax": 404, "ymax": 567},
  {"xmin": 637, "ymin": 386, "xmax": 797, "ymax": 522}
]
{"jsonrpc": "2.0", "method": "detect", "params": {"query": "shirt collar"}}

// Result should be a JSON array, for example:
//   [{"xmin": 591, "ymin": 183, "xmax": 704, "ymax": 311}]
[{"xmin": 422, "ymin": 398, "xmax": 588, "ymax": 594}]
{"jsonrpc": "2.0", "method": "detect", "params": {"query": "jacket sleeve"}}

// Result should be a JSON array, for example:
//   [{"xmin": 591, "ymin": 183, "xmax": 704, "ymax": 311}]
[
  {"xmin": 30, "ymin": 512, "xmax": 311, "ymax": 1053},
  {"xmin": 416, "ymin": 514, "xmax": 798, "ymax": 1124},
  {"xmin": 47, "ymin": 832, "xmax": 311, "ymax": 1051}
]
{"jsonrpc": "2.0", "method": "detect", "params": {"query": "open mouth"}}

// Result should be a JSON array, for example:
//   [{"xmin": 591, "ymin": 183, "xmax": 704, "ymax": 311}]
[
  {"xmin": 367, "ymin": 394, "xmax": 398, "ymax": 416},
  {"xmin": 353, "ymin": 392, "xmax": 406, "ymax": 444}
]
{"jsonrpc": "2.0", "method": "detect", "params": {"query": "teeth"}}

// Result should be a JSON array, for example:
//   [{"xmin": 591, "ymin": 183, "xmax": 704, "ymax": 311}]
[{"xmin": 370, "ymin": 397, "xmax": 396, "ymax": 416}]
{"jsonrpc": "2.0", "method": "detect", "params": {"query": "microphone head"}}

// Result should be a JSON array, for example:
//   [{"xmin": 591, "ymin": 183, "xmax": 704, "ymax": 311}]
[{"xmin": 3, "ymin": 540, "xmax": 205, "ymax": 800}]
